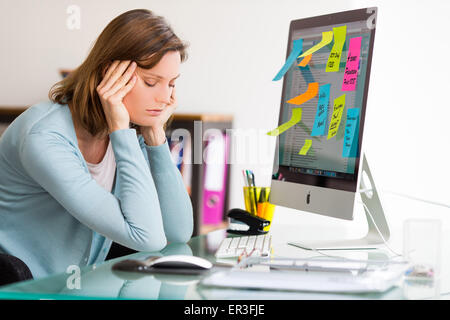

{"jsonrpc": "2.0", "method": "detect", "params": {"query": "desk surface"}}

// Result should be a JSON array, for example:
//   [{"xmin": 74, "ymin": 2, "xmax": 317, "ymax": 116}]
[{"xmin": 0, "ymin": 193, "xmax": 449, "ymax": 300}]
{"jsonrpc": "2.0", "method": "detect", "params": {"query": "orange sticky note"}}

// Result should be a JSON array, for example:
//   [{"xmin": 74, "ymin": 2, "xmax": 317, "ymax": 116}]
[
  {"xmin": 297, "ymin": 54, "xmax": 312, "ymax": 67},
  {"xmin": 286, "ymin": 82, "xmax": 319, "ymax": 105}
]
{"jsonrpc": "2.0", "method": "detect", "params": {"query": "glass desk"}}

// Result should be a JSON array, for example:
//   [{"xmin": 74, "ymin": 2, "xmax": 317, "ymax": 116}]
[
  {"xmin": 0, "ymin": 193, "xmax": 449, "ymax": 300},
  {"xmin": 0, "ymin": 231, "xmax": 395, "ymax": 300}
]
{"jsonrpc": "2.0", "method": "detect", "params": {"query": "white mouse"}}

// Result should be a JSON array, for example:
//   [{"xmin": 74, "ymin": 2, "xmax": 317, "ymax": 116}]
[{"xmin": 149, "ymin": 255, "xmax": 213, "ymax": 270}]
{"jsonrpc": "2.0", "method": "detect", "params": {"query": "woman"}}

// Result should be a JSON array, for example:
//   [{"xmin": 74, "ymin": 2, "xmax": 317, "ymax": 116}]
[{"xmin": 0, "ymin": 9, "xmax": 193, "ymax": 280}]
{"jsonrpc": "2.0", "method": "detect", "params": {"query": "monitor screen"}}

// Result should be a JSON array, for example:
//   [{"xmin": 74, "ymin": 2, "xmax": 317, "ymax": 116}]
[{"xmin": 272, "ymin": 8, "xmax": 376, "ymax": 192}]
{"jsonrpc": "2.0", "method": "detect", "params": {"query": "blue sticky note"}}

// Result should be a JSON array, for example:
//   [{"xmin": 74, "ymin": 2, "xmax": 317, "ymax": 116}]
[
  {"xmin": 342, "ymin": 108, "xmax": 360, "ymax": 157},
  {"xmin": 273, "ymin": 39, "xmax": 303, "ymax": 81},
  {"xmin": 311, "ymin": 84, "xmax": 331, "ymax": 136},
  {"xmin": 349, "ymin": 114, "xmax": 360, "ymax": 157}
]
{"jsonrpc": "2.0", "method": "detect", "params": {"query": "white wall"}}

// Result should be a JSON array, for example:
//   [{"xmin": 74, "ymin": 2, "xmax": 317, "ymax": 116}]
[
  {"xmin": 1, "ymin": 0, "xmax": 449, "ymax": 229},
  {"xmin": 351, "ymin": 0, "xmax": 450, "ymax": 206}
]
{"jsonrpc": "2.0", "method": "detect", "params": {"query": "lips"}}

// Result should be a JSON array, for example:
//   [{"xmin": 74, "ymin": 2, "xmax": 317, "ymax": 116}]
[{"xmin": 145, "ymin": 109, "xmax": 163, "ymax": 116}]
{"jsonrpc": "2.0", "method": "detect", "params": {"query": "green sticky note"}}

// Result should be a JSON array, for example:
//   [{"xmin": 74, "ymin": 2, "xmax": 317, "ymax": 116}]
[
  {"xmin": 267, "ymin": 108, "xmax": 302, "ymax": 136},
  {"xmin": 299, "ymin": 139, "xmax": 312, "ymax": 155},
  {"xmin": 326, "ymin": 25, "xmax": 347, "ymax": 72},
  {"xmin": 298, "ymin": 31, "xmax": 333, "ymax": 58},
  {"xmin": 327, "ymin": 94, "xmax": 346, "ymax": 140}
]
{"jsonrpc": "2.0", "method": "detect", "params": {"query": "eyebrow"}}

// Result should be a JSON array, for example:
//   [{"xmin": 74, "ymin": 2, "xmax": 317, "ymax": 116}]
[{"xmin": 144, "ymin": 72, "xmax": 181, "ymax": 81}]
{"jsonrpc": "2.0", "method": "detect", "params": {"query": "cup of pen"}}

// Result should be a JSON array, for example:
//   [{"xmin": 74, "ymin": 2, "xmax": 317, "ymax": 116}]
[{"xmin": 243, "ymin": 186, "xmax": 276, "ymax": 232}]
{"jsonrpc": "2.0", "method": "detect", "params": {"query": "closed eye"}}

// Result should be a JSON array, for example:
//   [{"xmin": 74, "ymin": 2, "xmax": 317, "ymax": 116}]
[{"xmin": 145, "ymin": 81, "xmax": 176, "ymax": 88}]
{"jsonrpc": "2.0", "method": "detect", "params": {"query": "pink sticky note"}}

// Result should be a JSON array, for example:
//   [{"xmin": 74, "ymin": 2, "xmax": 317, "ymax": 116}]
[{"xmin": 342, "ymin": 37, "xmax": 362, "ymax": 91}]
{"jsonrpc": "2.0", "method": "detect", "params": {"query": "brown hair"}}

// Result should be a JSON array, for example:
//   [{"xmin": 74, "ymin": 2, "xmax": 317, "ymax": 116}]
[{"xmin": 49, "ymin": 9, "xmax": 188, "ymax": 137}]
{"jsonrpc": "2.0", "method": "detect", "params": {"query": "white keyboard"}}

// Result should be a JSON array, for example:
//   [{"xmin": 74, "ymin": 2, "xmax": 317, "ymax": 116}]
[{"xmin": 215, "ymin": 234, "xmax": 272, "ymax": 258}]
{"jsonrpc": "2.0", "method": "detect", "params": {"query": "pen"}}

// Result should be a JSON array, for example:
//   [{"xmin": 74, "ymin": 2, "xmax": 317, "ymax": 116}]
[
  {"xmin": 249, "ymin": 170, "xmax": 258, "ymax": 215},
  {"xmin": 245, "ymin": 170, "xmax": 258, "ymax": 214},
  {"xmin": 242, "ymin": 170, "xmax": 248, "ymax": 187},
  {"xmin": 245, "ymin": 170, "xmax": 251, "ymax": 187}
]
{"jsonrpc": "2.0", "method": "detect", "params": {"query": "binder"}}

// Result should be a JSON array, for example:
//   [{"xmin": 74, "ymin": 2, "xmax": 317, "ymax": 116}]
[
  {"xmin": 168, "ymin": 135, "xmax": 192, "ymax": 195},
  {"xmin": 180, "ymin": 134, "xmax": 192, "ymax": 196},
  {"xmin": 202, "ymin": 132, "xmax": 229, "ymax": 225},
  {"xmin": 168, "ymin": 135, "xmax": 184, "ymax": 171}
]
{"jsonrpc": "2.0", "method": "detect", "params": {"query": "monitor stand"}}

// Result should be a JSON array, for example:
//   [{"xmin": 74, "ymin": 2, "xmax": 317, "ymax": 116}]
[{"xmin": 288, "ymin": 154, "xmax": 391, "ymax": 251}]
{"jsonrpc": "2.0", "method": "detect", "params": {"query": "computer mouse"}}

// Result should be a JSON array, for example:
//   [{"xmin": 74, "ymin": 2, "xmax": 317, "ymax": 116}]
[
  {"xmin": 112, "ymin": 256, "xmax": 160, "ymax": 272},
  {"xmin": 149, "ymin": 255, "xmax": 213, "ymax": 270},
  {"xmin": 112, "ymin": 255, "xmax": 213, "ymax": 274}
]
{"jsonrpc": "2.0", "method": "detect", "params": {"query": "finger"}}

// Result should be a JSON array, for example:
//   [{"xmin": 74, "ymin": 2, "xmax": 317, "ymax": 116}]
[
  {"xmin": 113, "ymin": 73, "xmax": 137, "ymax": 100},
  {"xmin": 98, "ymin": 60, "xmax": 120, "ymax": 89},
  {"xmin": 101, "ymin": 60, "xmax": 132, "ymax": 93},
  {"xmin": 105, "ymin": 62, "xmax": 137, "ymax": 97}
]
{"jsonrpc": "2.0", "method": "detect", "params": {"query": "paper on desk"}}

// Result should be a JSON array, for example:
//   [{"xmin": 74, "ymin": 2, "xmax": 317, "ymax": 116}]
[{"xmin": 201, "ymin": 262, "xmax": 409, "ymax": 293}]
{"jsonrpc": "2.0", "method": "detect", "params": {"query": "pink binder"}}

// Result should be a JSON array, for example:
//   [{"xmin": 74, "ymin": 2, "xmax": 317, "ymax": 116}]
[{"xmin": 202, "ymin": 132, "xmax": 229, "ymax": 225}]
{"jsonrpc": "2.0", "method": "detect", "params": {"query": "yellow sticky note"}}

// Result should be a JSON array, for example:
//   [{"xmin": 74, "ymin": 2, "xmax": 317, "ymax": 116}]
[
  {"xmin": 326, "ymin": 25, "xmax": 347, "ymax": 72},
  {"xmin": 267, "ymin": 108, "xmax": 302, "ymax": 136},
  {"xmin": 299, "ymin": 139, "xmax": 312, "ymax": 155},
  {"xmin": 298, "ymin": 31, "xmax": 333, "ymax": 58},
  {"xmin": 327, "ymin": 94, "xmax": 346, "ymax": 140}
]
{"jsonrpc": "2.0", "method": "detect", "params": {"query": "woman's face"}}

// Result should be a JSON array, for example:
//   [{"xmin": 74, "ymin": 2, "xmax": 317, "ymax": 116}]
[{"xmin": 123, "ymin": 51, "xmax": 181, "ymax": 127}]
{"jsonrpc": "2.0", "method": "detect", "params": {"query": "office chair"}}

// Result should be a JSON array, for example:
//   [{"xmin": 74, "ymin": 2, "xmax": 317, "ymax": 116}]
[
  {"xmin": 106, "ymin": 242, "xmax": 137, "ymax": 260},
  {"xmin": 0, "ymin": 253, "xmax": 33, "ymax": 286}
]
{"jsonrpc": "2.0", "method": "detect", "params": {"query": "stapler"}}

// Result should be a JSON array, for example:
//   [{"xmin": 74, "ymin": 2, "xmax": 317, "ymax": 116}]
[{"xmin": 226, "ymin": 208, "xmax": 270, "ymax": 235}]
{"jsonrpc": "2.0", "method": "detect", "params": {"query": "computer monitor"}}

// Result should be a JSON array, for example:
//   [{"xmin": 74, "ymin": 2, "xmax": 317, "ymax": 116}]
[{"xmin": 269, "ymin": 7, "xmax": 389, "ymax": 250}]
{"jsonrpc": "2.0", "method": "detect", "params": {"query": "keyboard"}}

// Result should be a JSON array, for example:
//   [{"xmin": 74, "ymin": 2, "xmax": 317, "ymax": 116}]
[{"xmin": 215, "ymin": 234, "xmax": 272, "ymax": 258}]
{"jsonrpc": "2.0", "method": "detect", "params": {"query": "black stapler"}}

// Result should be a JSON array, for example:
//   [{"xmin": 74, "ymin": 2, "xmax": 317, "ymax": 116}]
[{"xmin": 226, "ymin": 208, "xmax": 270, "ymax": 235}]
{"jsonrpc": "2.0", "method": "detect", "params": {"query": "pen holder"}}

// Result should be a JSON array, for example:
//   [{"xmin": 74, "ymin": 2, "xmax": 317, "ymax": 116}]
[{"xmin": 243, "ymin": 186, "xmax": 276, "ymax": 232}]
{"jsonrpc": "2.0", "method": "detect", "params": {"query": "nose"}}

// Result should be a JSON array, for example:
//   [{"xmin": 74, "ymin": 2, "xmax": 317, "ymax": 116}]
[{"xmin": 154, "ymin": 84, "xmax": 172, "ymax": 106}]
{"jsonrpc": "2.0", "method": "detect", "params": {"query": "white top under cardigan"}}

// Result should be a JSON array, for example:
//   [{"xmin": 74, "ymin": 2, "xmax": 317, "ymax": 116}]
[{"xmin": 86, "ymin": 141, "xmax": 116, "ymax": 193}]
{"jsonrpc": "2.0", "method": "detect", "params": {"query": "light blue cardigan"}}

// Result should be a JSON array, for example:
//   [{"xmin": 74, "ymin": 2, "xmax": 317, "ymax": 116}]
[{"xmin": 0, "ymin": 101, "xmax": 193, "ymax": 279}]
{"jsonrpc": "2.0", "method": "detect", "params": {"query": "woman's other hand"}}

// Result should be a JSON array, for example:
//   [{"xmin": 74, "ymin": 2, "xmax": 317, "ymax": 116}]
[
  {"xmin": 141, "ymin": 86, "xmax": 178, "ymax": 146},
  {"xmin": 96, "ymin": 60, "xmax": 137, "ymax": 133}
]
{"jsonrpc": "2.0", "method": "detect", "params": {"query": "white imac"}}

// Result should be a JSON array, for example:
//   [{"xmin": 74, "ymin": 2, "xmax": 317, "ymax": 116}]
[{"xmin": 269, "ymin": 8, "xmax": 390, "ymax": 250}]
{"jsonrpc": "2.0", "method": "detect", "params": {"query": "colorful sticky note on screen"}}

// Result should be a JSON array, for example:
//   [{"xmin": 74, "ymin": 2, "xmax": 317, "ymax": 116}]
[
  {"xmin": 311, "ymin": 84, "xmax": 331, "ymax": 136},
  {"xmin": 297, "ymin": 54, "xmax": 312, "ymax": 67},
  {"xmin": 327, "ymin": 94, "xmax": 346, "ymax": 140},
  {"xmin": 342, "ymin": 37, "xmax": 362, "ymax": 91},
  {"xmin": 298, "ymin": 31, "xmax": 333, "ymax": 58},
  {"xmin": 267, "ymin": 108, "xmax": 302, "ymax": 136},
  {"xmin": 342, "ymin": 108, "xmax": 360, "ymax": 157},
  {"xmin": 286, "ymin": 82, "xmax": 319, "ymax": 105},
  {"xmin": 326, "ymin": 25, "xmax": 347, "ymax": 72},
  {"xmin": 299, "ymin": 139, "xmax": 312, "ymax": 155},
  {"xmin": 273, "ymin": 38, "xmax": 303, "ymax": 81}
]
